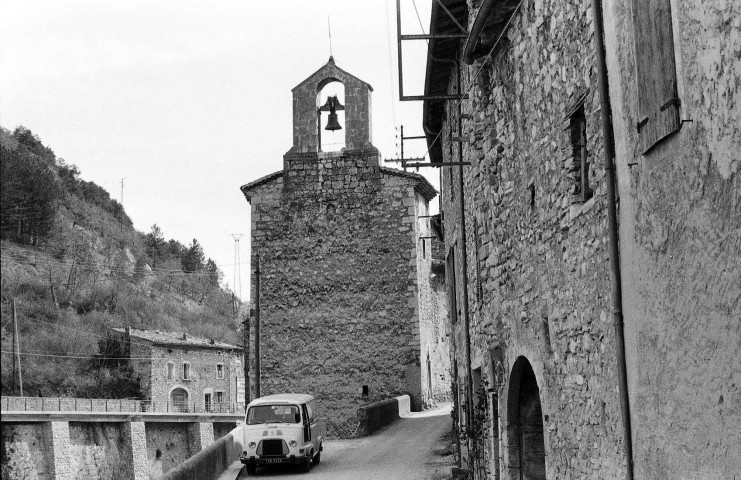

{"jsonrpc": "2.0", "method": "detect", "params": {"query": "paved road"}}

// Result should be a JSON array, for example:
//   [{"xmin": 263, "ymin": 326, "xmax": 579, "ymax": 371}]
[{"xmin": 227, "ymin": 403, "xmax": 454, "ymax": 480}]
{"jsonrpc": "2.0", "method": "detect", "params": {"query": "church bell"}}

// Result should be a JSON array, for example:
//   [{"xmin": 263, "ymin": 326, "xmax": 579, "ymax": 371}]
[
  {"xmin": 319, "ymin": 95, "xmax": 345, "ymax": 131},
  {"xmin": 325, "ymin": 113, "xmax": 341, "ymax": 131}
]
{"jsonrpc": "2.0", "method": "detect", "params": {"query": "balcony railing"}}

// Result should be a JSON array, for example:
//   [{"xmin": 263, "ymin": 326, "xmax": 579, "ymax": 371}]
[{"xmin": 1, "ymin": 396, "xmax": 245, "ymax": 414}]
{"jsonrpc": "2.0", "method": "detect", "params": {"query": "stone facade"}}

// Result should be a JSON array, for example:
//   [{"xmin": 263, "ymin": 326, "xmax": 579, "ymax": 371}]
[
  {"xmin": 423, "ymin": 0, "xmax": 739, "ymax": 478},
  {"xmin": 110, "ymin": 327, "xmax": 244, "ymax": 412},
  {"xmin": 241, "ymin": 58, "xmax": 450, "ymax": 434},
  {"xmin": 603, "ymin": 0, "xmax": 741, "ymax": 478}
]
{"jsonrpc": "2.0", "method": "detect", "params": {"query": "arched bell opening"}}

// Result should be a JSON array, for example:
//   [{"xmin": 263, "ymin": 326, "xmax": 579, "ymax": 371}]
[
  {"xmin": 317, "ymin": 79, "xmax": 346, "ymax": 152},
  {"xmin": 506, "ymin": 356, "xmax": 546, "ymax": 480}
]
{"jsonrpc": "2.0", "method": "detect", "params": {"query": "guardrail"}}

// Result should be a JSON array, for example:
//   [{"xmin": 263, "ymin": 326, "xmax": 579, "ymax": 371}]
[
  {"xmin": 355, "ymin": 394, "xmax": 410, "ymax": 437},
  {"xmin": 162, "ymin": 424, "xmax": 245, "ymax": 480},
  {"xmin": 1, "ymin": 396, "xmax": 245, "ymax": 414}
]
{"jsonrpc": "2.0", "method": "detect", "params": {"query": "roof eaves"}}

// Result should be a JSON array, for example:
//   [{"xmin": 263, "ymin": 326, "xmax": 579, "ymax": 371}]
[
  {"xmin": 380, "ymin": 167, "xmax": 438, "ymax": 201},
  {"xmin": 240, "ymin": 171, "xmax": 284, "ymax": 202}
]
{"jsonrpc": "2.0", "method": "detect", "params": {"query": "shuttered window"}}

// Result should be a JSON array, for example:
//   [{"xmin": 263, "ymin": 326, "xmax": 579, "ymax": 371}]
[
  {"xmin": 447, "ymin": 248, "xmax": 458, "ymax": 324},
  {"xmin": 632, "ymin": 0, "xmax": 681, "ymax": 153}
]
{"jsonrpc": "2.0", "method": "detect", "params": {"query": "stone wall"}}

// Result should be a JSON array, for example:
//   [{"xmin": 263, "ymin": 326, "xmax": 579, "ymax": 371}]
[
  {"xmin": 1, "ymin": 419, "xmax": 227, "ymax": 480},
  {"xmin": 244, "ymin": 148, "xmax": 437, "ymax": 433},
  {"xmin": 440, "ymin": 0, "xmax": 625, "ymax": 477},
  {"xmin": 145, "ymin": 423, "xmax": 193, "ymax": 477},
  {"xmin": 68, "ymin": 422, "xmax": 130, "ymax": 480},
  {"xmin": 1, "ymin": 423, "xmax": 54, "ymax": 479},
  {"xmin": 148, "ymin": 346, "xmax": 242, "ymax": 410},
  {"xmin": 603, "ymin": 0, "xmax": 741, "ymax": 478}
]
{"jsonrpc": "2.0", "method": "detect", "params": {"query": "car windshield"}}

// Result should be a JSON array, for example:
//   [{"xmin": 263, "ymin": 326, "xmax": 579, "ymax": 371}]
[{"xmin": 246, "ymin": 404, "xmax": 301, "ymax": 424}]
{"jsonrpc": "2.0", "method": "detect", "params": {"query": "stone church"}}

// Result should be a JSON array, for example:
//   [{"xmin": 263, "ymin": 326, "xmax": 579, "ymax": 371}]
[{"xmin": 240, "ymin": 58, "xmax": 450, "ymax": 434}]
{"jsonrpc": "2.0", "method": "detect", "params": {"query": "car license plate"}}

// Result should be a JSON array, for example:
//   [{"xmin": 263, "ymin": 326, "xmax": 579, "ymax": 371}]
[{"xmin": 264, "ymin": 458, "xmax": 283, "ymax": 463}]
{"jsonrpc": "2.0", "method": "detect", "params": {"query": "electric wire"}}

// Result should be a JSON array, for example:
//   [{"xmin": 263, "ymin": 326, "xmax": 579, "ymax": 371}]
[{"xmin": 421, "ymin": 0, "xmax": 525, "ymax": 162}]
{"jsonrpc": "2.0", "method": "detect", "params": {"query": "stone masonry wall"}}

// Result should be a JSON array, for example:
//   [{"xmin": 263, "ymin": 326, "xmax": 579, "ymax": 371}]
[
  {"xmin": 145, "ymin": 423, "xmax": 193, "ymax": 477},
  {"xmin": 417, "ymin": 194, "xmax": 452, "ymax": 408},
  {"xmin": 604, "ymin": 0, "xmax": 741, "ymax": 478},
  {"xmin": 68, "ymin": 422, "xmax": 130, "ymax": 480},
  {"xmin": 441, "ymin": 0, "xmax": 625, "ymax": 477},
  {"xmin": 148, "ymin": 346, "xmax": 242, "ymax": 410},
  {"xmin": 1, "ymin": 422, "xmax": 54, "ymax": 479},
  {"xmin": 246, "ymin": 149, "xmax": 431, "ymax": 434}
]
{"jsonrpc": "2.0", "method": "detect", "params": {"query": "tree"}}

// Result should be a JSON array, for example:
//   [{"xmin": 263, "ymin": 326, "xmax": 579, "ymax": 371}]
[
  {"xmin": 144, "ymin": 224, "xmax": 167, "ymax": 268},
  {"xmin": 0, "ymin": 146, "xmax": 61, "ymax": 244},
  {"xmin": 205, "ymin": 258, "xmax": 221, "ymax": 287},
  {"xmin": 181, "ymin": 238, "xmax": 205, "ymax": 273}
]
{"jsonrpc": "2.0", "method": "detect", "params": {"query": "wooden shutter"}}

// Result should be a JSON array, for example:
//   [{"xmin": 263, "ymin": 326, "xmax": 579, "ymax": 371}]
[
  {"xmin": 632, "ymin": 0, "xmax": 681, "ymax": 153},
  {"xmin": 446, "ymin": 248, "xmax": 458, "ymax": 324}
]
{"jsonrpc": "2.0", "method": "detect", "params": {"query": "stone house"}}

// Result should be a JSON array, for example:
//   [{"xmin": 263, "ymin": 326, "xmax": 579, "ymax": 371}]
[
  {"xmin": 417, "ymin": 0, "xmax": 739, "ymax": 478},
  {"xmin": 240, "ymin": 57, "xmax": 451, "ymax": 434},
  {"xmin": 110, "ymin": 327, "xmax": 244, "ymax": 412}
]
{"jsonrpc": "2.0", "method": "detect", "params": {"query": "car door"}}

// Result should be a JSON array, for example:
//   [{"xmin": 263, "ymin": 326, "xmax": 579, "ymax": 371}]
[{"xmin": 301, "ymin": 404, "xmax": 311, "ymax": 443}]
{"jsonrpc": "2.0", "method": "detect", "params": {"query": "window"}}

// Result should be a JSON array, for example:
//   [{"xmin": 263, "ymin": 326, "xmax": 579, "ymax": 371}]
[
  {"xmin": 216, "ymin": 363, "xmax": 224, "ymax": 379},
  {"xmin": 166, "ymin": 362, "xmax": 174, "ymax": 380},
  {"xmin": 421, "ymin": 238, "xmax": 427, "ymax": 259},
  {"xmin": 569, "ymin": 104, "xmax": 592, "ymax": 202},
  {"xmin": 632, "ymin": 0, "xmax": 680, "ymax": 153},
  {"xmin": 215, "ymin": 391, "xmax": 224, "ymax": 403},
  {"xmin": 361, "ymin": 385, "xmax": 369, "ymax": 397},
  {"xmin": 182, "ymin": 362, "xmax": 191, "ymax": 380}
]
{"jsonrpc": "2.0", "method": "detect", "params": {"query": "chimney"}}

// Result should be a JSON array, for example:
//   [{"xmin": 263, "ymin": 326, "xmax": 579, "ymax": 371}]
[{"xmin": 182, "ymin": 333, "xmax": 187, "ymax": 341}]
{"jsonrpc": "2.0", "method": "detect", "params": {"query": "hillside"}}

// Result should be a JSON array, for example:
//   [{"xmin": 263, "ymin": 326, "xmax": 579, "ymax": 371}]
[{"xmin": 0, "ymin": 126, "xmax": 244, "ymax": 398}]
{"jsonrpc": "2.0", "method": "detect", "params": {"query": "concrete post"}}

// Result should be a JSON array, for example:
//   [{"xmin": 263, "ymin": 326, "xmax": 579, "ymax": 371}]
[
  {"xmin": 46, "ymin": 421, "xmax": 72, "ymax": 480},
  {"xmin": 123, "ymin": 421, "xmax": 149, "ymax": 480}
]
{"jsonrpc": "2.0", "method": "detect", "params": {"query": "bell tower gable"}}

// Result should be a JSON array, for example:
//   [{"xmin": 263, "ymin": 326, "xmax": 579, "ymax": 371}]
[{"xmin": 289, "ymin": 57, "xmax": 374, "ymax": 153}]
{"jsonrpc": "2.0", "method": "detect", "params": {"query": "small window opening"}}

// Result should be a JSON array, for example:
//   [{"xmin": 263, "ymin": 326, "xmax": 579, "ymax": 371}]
[
  {"xmin": 182, "ymin": 362, "xmax": 191, "ymax": 380},
  {"xmin": 569, "ymin": 104, "xmax": 592, "ymax": 202},
  {"xmin": 216, "ymin": 363, "xmax": 224, "ymax": 379},
  {"xmin": 361, "ymin": 385, "xmax": 369, "ymax": 397},
  {"xmin": 317, "ymin": 81, "xmax": 346, "ymax": 152},
  {"xmin": 166, "ymin": 362, "xmax": 174, "ymax": 380},
  {"xmin": 529, "ymin": 182, "xmax": 536, "ymax": 209},
  {"xmin": 422, "ymin": 238, "xmax": 427, "ymax": 259}
]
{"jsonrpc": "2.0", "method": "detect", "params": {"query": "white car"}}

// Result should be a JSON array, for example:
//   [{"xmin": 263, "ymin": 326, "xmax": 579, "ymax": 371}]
[{"xmin": 240, "ymin": 393, "xmax": 326, "ymax": 475}]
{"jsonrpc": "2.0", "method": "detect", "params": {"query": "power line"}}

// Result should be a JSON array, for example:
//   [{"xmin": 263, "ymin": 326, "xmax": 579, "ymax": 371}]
[
  {"xmin": 1, "ymin": 350, "xmax": 242, "ymax": 364},
  {"xmin": 420, "ymin": 0, "xmax": 525, "ymax": 162}
]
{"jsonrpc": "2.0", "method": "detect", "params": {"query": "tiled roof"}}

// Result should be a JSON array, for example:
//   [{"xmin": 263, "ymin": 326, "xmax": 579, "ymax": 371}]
[{"xmin": 111, "ymin": 327, "xmax": 241, "ymax": 350}]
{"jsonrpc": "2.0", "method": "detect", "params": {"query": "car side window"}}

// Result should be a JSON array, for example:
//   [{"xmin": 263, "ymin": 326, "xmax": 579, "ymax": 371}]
[{"xmin": 306, "ymin": 402, "xmax": 313, "ymax": 422}]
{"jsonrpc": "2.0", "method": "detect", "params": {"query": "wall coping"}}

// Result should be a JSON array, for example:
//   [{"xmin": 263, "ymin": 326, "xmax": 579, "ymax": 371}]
[{"xmin": 1, "ymin": 411, "xmax": 244, "ymax": 423}]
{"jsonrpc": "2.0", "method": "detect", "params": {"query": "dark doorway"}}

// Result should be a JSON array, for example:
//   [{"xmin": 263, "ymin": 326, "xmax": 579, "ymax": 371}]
[
  {"xmin": 506, "ymin": 357, "xmax": 546, "ymax": 480},
  {"xmin": 171, "ymin": 388, "xmax": 189, "ymax": 413}
]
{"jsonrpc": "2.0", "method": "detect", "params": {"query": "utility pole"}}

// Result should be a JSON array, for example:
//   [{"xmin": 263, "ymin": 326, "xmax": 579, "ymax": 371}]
[
  {"xmin": 12, "ymin": 298, "xmax": 23, "ymax": 396},
  {"xmin": 243, "ymin": 314, "xmax": 251, "ymax": 407},
  {"xmin": 120, "ymin": 178, "xmax": 125, "ymax": 206},
  {"xmin": 231, "ymin": 234, "xmax": 243, "ymax": 301},
  {"xmin": 254, "ymin": 253, "xmax": 261, "ymax": 398}
]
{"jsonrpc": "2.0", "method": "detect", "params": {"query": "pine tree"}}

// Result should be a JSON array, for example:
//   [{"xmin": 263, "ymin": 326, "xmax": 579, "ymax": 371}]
[
  {"xmin": 144, "ymin": 224, "xmax": 167, "ymax": 268},
  {"xmin": 181, "ymin": 238, "xmax": 205, "ymax": 273}
]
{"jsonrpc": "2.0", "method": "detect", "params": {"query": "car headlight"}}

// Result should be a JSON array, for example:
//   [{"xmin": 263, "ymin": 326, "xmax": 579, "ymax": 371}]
[
  {"xmin": 289, "ymin": 440, "xmax": 297, "ymax": 447},
  {"xmin": 248, "ymin": 442, "xmax": 256, "ymax": 449}
]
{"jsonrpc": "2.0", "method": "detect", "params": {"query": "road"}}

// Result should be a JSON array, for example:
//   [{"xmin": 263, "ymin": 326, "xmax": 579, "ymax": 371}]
[{"xmin": 226, "ymin": 403, "xmax": 454, "ymax": 480}]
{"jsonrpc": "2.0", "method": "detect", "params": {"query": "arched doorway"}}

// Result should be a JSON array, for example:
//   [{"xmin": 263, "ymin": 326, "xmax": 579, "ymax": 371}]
[
  {"xmin": 506, "ymin": 357, "xmax": 546, "ymax": 480},
  {"xmin": 170, "ymin": 387, "xmax": 189, "ymax": 412}
]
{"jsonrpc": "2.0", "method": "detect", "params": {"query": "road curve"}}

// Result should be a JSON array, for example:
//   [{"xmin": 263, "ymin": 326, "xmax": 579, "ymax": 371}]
[{"xmin": 234, "ymin": 404, "xmax": 453, "ymax": 480}]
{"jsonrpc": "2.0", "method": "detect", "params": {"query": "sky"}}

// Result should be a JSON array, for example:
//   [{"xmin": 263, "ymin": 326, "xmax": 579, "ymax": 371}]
[{"xmin": 0, "ymin": 0, "xmax": 437, "ymax": 300}]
